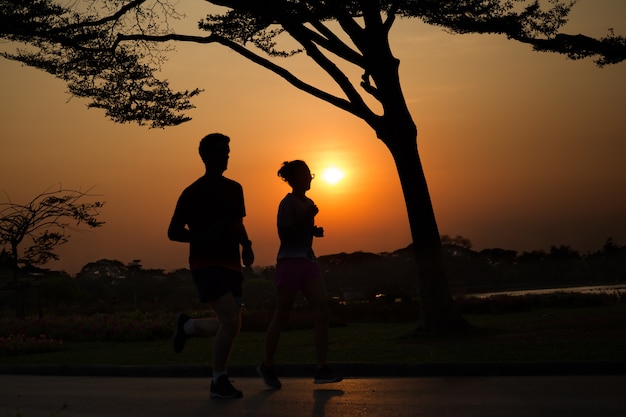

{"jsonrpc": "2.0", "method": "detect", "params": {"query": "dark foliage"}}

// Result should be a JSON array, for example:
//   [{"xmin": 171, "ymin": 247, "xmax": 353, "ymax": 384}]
[{"xmin": 1, "ymin": 237, "xmax": 623, "ymax": 321}]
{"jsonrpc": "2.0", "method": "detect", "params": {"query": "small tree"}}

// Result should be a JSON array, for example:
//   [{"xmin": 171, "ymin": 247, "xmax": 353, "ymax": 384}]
[{"xmin": 0, "ymin": 186, "xmax": 104, "ymax": 317}]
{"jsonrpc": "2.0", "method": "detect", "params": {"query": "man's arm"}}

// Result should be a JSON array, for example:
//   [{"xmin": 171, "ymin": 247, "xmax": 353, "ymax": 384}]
[
  {"xmin": 168, "ymin": 216, "xmax": 191, "ymax": 242},
  {"xmin": 237, "ymin": 219, "xmax": 254, "ymax": 266}
]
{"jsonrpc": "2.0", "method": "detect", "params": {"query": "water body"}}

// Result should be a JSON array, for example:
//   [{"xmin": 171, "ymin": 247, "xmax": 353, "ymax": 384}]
[{"xmin": 468, "ymin": 284, "xmax": 626, "ymax": 298}]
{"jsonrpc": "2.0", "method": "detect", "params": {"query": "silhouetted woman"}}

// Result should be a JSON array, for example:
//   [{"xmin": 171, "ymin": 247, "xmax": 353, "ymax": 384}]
[{"xmin": 257, "ymin": 160, "xmax": 343, "ymax": 389}]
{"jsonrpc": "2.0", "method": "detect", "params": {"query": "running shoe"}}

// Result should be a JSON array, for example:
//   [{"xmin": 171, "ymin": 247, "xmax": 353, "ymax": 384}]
[
  {"xmin": 314, "ymin": 365, "xmax": 343, "ymax": 384},
  {"xmin": 257, "ymin": 364, "xmax": 282, "ymax": 389},
  {"xmin": 210, "ymin": 375, "xmax": 243, "ymax": 399}
]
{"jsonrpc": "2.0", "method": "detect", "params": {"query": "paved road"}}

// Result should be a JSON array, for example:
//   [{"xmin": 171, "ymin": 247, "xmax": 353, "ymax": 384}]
[{"xmin": 2, "ymin": 374, "xmax": 626, "ymax": 417}]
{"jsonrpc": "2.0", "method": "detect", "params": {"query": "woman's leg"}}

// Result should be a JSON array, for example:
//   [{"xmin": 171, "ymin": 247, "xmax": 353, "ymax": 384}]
[
  {"xmin": 263, "ymin": 286, "xmax": 298, "ymax": 367},
  {"xmin": 302, "ymin": 277, "xmax": 330, "ymax": 368}
]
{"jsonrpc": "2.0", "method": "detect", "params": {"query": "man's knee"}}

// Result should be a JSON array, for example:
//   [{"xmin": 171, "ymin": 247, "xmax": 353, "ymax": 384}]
[
  {"xmin": 212, "ymin": 297, "xmax": 241, "ymax": 330},
  {"xmin": 222, "ymin": 310, "xmax": 241, "ymax": 330}
]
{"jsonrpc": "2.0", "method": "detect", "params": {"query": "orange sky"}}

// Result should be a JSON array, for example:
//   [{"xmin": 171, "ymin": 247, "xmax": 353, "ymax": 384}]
[{"xmin": 1, "ymin": 1, "xmax": 626, "ymax": 274}]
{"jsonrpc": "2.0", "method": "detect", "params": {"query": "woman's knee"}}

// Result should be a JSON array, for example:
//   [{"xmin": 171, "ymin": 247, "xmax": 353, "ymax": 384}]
[{"xmin": 311, "ymin": 303, "xmax": 329, "ymax": 321}]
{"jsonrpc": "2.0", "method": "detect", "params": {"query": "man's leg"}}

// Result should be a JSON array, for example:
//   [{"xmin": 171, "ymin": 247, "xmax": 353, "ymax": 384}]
[
  {"xmin": 189, "ymin": 317, "xmax": 219, "ymax": 336},
  {"xmin": 210, "ymin": 292, "xmax": 242, "ymax": 374}
]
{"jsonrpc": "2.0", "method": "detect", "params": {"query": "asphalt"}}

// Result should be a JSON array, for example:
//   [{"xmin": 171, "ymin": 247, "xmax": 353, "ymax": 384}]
[{"xmin": 1, "ymin": 364, "xmax": 626, "ymax": 417}]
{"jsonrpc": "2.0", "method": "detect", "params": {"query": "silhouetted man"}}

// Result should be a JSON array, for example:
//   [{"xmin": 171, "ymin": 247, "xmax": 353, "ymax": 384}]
[{"xmin": 168, "ymin": 132, "xmax": 254, "ymax": 399}]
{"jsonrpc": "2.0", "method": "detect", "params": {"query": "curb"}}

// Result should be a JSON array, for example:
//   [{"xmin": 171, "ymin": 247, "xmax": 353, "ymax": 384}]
[{"xmin": 2, "ymin": 362, "xmax": 626, "ymax": 377}]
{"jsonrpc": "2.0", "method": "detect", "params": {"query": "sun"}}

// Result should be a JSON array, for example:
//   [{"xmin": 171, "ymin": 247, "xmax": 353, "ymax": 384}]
[{"xmin": 320, "ymin": 167, "xmax": 345, "ymax": 185}]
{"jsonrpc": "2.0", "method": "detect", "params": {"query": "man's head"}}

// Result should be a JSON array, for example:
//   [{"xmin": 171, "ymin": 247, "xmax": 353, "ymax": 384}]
[{"xmin": 199, "ymin": 133, "xmax": 230, "ymax": 174}]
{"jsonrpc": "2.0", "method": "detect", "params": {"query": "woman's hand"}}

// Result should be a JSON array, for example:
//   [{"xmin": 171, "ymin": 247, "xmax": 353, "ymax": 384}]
[{"xmin": 305, "ymin": 204, "xmax": 319, "ymax": 219}]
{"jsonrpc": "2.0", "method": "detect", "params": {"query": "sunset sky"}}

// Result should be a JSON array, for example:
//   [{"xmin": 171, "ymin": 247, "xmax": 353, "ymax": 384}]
[{"xmin": 1, "ymin": 1, "xmax": 625, "ymax": 275}]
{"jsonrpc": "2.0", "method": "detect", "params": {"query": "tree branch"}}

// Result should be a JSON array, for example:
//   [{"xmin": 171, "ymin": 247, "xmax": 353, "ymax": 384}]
[
  {"xmin": 515, "ymin": 32, "xmax": 626, "ymax": 67},
  {"xmin": 279, "ymin": 20, "xmax": 380, "ymax": 125},
  {"xmin": 306, "ymin": 20, "xmax": 365, "ymax": 67},
  {"xmin": 114, "ymin": 32, "xmax": 376, "ymax": 120}
]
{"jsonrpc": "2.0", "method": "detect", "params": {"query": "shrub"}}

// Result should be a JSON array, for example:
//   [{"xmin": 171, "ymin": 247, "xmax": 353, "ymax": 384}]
[
  {"xmin": 0, "ymin": 333, "xmax": 65, "ymax": 356},
  {"xmin": 0, "ymin": 311, "xmax": 172, "ymax": 347}
]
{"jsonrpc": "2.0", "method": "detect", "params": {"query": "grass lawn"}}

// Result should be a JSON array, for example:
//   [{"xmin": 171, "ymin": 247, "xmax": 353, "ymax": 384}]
[{"xmin": 1, "ymin": 304, "xmax": 625, "ymax": 366}]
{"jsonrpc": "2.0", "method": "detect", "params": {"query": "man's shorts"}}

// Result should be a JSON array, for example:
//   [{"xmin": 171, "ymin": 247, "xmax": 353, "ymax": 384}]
[
  {"xmin": 191, "ymin": 266, "xmax": 243, "ymax": 305},
  {"xmin": 274, "ymin": 258, "xmax": 321, "ymax": 291}
]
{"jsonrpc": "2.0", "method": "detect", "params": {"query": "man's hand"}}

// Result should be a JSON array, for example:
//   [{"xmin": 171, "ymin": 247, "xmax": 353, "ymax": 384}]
[{"xmin": 241, "ymin": 241, "xmax": 254, "ymax": 266}]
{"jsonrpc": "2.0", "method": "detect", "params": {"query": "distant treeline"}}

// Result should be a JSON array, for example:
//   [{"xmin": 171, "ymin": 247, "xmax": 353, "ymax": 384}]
[
  {"xmin": 0, "ymin": 236, "xmax": 624, "ymax": 317},
  {"xmin": 315, "ymin": 235, "xmax": 626, "ymax": 299}
]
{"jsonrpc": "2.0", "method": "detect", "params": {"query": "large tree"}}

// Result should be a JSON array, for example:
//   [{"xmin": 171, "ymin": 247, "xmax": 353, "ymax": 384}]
[{"xmin": 1, "ymin": 0, "xmax": 624, "ymax": 330}]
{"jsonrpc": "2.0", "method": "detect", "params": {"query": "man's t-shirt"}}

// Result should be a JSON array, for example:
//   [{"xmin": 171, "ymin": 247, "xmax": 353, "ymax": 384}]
[{"xmin": 171, "ymin": 175, "xmax": 246, "ymax": 271}]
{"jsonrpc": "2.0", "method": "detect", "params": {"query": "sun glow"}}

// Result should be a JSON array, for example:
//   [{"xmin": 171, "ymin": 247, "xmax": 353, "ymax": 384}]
[{"xmin": 320, "ymin": 167, "xmax": 345, "ymax": 185}]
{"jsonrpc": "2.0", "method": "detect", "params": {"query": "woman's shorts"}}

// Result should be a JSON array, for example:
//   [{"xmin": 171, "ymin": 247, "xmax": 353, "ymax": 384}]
[
  {"xmin": 191, "ymin": 266, "xmax": 243, "ymax": 305},
  {"xmin": 274, "ymin": 258, "xmax": 321, "ymax": 291}
]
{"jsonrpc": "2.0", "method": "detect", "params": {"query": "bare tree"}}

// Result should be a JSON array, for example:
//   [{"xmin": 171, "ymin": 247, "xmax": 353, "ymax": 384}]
[
  {"xmin": 0, "ymin": 186, "xmax": 104, "ymax": 317},
  {"xmin": 1, "ymin": 0, "xmax": 624, "ymax": 330}
]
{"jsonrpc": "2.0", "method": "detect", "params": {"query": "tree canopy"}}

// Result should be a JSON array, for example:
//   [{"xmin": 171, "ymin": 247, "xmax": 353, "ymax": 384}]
[{"xmin": 1, "ymin": 1, "xmax": 624, "ymax": 128}]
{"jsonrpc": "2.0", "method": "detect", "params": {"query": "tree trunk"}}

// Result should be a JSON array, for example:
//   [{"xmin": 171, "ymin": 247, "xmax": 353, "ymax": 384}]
[
  {"xmin": 10, "ymin": 241, "xmax": 25, "ymax": 319},
  {"xmin": 361, "ymin": 32, "xmax": 466, "ymax": 331},
  {"xmin": 383, "ymin": 127, "xmax": 466, "ymax": 332}
]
